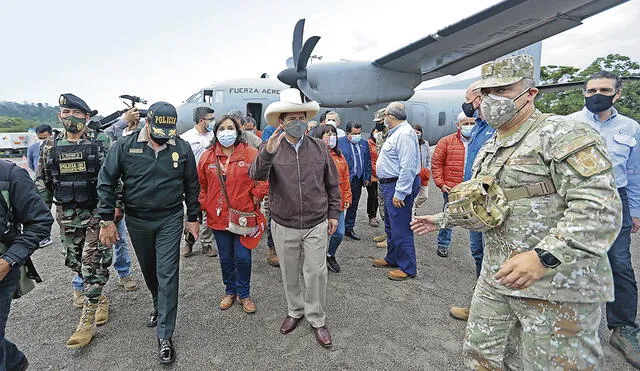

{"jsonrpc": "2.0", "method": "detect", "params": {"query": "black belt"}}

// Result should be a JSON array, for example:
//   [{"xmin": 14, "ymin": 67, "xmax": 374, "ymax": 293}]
[{"xmin": 379, "ymin": 177, "xmax": 398, "ymax": 184}]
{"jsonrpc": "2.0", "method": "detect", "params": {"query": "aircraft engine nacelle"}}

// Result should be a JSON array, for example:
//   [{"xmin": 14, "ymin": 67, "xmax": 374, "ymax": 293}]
[{"xmin": 298, "ymin": 62, "xmax": 421, "ymax": 108}]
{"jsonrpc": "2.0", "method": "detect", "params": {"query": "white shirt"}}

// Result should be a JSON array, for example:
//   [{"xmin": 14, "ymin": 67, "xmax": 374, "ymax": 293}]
[{"xmin": 181, "ymin": 127, "xmax": 214, "ymax": 163}]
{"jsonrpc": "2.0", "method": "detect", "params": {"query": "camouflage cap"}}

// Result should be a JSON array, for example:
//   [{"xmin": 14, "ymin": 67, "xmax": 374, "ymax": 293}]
[
  {"xmin": 373, "ymin": 108, "xmax": 386, "ymax": 122},
  {"xmin": 477, "ymin": 54, "xmax": 534, "ymax": 89}
]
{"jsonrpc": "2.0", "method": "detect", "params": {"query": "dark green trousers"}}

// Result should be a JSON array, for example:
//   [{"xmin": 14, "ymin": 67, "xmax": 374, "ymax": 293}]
[{"xmin": 126, "ymin": 209, "xmax": 182, "ymax": 339}]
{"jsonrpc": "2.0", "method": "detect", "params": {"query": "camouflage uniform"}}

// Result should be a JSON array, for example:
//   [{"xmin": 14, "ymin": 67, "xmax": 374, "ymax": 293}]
[
  {"xmin": 36, "ymin": 129, "xmax": 113, "ymax": 304},
  {"xmin": 374, "ymin": 108, "xmax": 388, "ymax": 219},
  {"xmin": 435, "ymin": 55, "xmax": 622, "ymax": 370}
]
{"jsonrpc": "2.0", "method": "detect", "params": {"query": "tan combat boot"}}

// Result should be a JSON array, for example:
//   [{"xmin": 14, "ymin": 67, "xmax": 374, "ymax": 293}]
[
  {"xmin": 66, "ymin": 303, "xmax": 97, "ymax": 349},
  {"xmin": 72, "ymin": 289, "xmax": 84, "ymax": 308},
  {"xmin": 376, "ymin": 240, "xmax": 387, "ymax": 249},
  {"xmin": 450, "ymin": 307, "xmax": 470, "ymax": 321},
  {"xmin": 95, "ymin": 295, "xmax": 109, "ymax": 326},
  {"xmin": 267, "ymin": 248, "xmax": 280, "ymax": 267},
  {"xmin": 372, "ymin": 235, "xmax": 387, "ymax": 243},
  {"xmin": 119, "ymin": 276, "xmax": 139, "ymax": 291}
]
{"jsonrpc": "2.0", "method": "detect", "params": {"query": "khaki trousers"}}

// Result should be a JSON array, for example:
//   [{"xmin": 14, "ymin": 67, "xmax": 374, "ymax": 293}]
[{"xmin": 272, "ymin": 220, "xmax": 328, "ymax": 327}]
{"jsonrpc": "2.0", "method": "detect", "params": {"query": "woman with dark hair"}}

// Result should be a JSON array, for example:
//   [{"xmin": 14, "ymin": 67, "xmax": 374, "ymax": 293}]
[
  {"xmin": 412, "ymin": 124, "xmax": 431, "ymax": 217},
  {"xmin": 314, "ymin": 125, "xmax": 351, "ymax": 273},
  {"xmin": 198, "ymin": 115, "xmax": 269, "ymax": 313}
]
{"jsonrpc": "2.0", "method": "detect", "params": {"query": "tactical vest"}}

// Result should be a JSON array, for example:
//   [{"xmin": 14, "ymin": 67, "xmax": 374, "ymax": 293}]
[{"xmin": 47, "ymin": 135, "xmax": 104, "ymax": 209}]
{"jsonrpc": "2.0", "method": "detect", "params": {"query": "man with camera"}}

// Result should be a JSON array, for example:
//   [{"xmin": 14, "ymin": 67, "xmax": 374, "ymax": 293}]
[
  {"xmin": 36, "ymin": 93, "xmax": 115, "ymax": 349},
  {"xmin": 97, "ymin": 101, "xmax": 200, "ymax": 365},
  {"xmin": 0, "ymin": 159, "xmax": 53, "ymax": 370}
]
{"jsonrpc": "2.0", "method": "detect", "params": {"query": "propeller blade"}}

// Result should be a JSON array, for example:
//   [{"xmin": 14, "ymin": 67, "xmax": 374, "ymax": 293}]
[
  {"xmin": 286, "ymin": 57, "xmax": 294, "ymax": 68},
  {"xmin": 292, "ymin": 19, "xmax": 305, "ymax": 67},
  {"xmin": 297, "ymin": 36, "xmax": 320, "ymax": 72}
]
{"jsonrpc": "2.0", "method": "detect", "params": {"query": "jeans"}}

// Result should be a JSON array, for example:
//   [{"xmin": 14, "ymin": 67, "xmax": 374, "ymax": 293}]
[
  {"xmin": 0, "ymin": 267, "xmax": 26, "ymax": 371},
  {"xmin": 381, "ymin": 176, "xmax": 420, "ymax": 276},
  {"xmin": 345, "ymin": 176, "xmax": 364, "ymax": 231},
  {"xmin": 212, "ymin": 230, "xmax": 253, "ymax": 299},
  {"xmin": 366, "ymin": 181, "xmax": 379, "ymax": 219},
  {"xmin": 606, "ymin": 187, "xmax": 638, "ymax": 329},
  {"xmin": 72, "ymin": 218, "xmax": 131, "ymax": 291},
  {"xmin": 469, "ymin": 231, "xmax": 484, "ymax": 278},
  {"xmin": 328, "ymin": 211, "xmax": 346, "ymax": 257},
  {"xmin": 437, "ymin": 192, "xmax": 452, "ymax": 248}
]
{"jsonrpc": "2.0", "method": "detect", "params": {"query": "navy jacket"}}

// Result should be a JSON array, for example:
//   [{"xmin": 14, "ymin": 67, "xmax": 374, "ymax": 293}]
[{"xmin": 338, "ymin": 136, "xmax": 372, "ymax": 182}]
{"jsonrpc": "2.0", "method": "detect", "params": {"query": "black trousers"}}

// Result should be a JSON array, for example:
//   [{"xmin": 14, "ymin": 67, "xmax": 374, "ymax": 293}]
[{"xmin": 366, "ymin": 181, "xmax": 379, "ymax": 219}]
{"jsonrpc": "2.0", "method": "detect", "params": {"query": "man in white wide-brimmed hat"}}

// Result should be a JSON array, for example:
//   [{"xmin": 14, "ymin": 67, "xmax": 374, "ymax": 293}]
[{"xmin": 250, "ymin": 88, "xmax": 341, "ymax": 347}]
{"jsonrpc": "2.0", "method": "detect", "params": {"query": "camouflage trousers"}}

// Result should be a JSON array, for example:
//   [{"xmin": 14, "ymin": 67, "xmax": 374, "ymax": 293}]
[
  {"xmin": 57, "ymin": 205, "xmax": 112, "ymax": 304},
  {"xmin": 377, "ymin": 182, "xmax": 385, "ymax": 219},
  {"xmin": 464, "ymin": 278, "xmax": 603, "ymax": 370}
]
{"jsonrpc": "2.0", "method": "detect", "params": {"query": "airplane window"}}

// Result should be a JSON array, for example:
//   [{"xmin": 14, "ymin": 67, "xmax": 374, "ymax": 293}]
[
  {"xmin": 438, "ymin": 112, "xmax": 446, "ymax": 126},
  {"xmin": 186, "ymin": 91, "xmax": 203, "ymax": 103},
  {"xmin": 214, "ymin": 90, "xmax": 224, "ymax": 103}
]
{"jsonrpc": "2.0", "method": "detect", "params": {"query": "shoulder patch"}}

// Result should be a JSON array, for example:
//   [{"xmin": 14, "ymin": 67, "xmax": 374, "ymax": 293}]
[
  {"xmin": 550, "ymin": 131, "xmax": 597, "ymax": 162},
  {"xmin": 565, "ymin": 145, "xmax": 611, "ymax": 177}
]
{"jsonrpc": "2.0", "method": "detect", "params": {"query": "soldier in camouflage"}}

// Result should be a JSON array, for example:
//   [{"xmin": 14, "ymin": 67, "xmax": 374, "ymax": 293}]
[
  {"xmin": 411, "ymin": 54, "xmax": 622, "ymax": 369},
  {"xmin": 35, "ymin": 94, "xmax": 114, "ymax": 349},
  {"xmin": 372, "ymin": 108, "xmax": 389, "ymax": 247}
]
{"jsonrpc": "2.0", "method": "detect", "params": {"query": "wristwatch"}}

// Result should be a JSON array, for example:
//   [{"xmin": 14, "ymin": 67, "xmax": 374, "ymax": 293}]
[
  {"xmin": 534, "ymin": 248, "xmax": 561, "ymax": 269},
  {"xmin": 0, "ymin": 255, "xmax": 16, "ymax": 267},
  {"xmin": 99, "ymin": 220, "xmax": 115, "ymax": 228}
]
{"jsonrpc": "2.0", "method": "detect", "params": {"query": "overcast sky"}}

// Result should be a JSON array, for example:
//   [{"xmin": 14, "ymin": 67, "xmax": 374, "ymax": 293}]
[{"xmin": 1, "ymin": 0, "xmax": 638, "ymax": 113}]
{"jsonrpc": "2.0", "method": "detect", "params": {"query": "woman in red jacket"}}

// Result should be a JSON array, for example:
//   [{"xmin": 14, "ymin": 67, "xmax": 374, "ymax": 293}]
[
  {"xmin": 315, "ymin": 124, "xmax": 352, "ymax": 273},
  {"xmin": 198, "ymin": 115, "xmax": 269, "ymax": 313}
]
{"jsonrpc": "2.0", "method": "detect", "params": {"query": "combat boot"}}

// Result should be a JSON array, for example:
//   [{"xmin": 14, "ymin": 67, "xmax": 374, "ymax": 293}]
[
  {"xmin": 610, "ymin": 326, "xmax": 640, "ymax": 368},
  {"xmin": 72, "ymin": 289, "xmax": 84, "ymax": 308},
  {"xmin": 372, "ymin": 234, "xmax": 387, "ymax": 243},
  {"xmin": 450, "ymin": 307, "xmax": 470, "ymax": 321},
  {"xmin": 95, "ymin": 295, "xmax": 109, "ymax": 326},
  {"xmin": 267, "ymin": 248, "xmax": 280, "ymax": 267},
  {"xmin": 66, "ymin": 303, "xmax": 97, "ymax": 349}
]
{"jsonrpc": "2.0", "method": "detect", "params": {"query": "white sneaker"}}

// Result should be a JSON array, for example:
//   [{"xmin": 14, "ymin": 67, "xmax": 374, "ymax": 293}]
[{"xmin": 39, "ymin": 237, "xmax": 52, "ymax": 248}]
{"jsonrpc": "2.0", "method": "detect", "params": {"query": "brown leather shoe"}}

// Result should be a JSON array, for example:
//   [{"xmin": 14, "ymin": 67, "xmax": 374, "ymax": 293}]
[
  {"xmin": 280, "ymin": 316, "xmax": 303, "ymax": 334},
  {"xmin": 238, "ymin": 297, "xmax": 257, "ymax": 314},
  {"xmin": 372, "ymin": 258, "xmax": 395, "ymax": 268},
  {"xmin": 219, "ymin": 294, "xmax": 236, "ymax": 310},
  {"xmin": 372, "ymin": 234, "xmax": 387, "ymax": 243},
  {"xmin": 267, "ymin": 248, "xmax": 280, "ymax": 267},
  {"xmin": 376, "ymin": 240, "xmax": 387, "ymax": 249},
  {"xmin": 202, "ymin": 245, "xmax": 218, "ymax": 257},
  {"xmin": 387, "ymin": 269, "xmax": 415, "ymax": 281},
  {"xmin": 180, "ymin": 243, "xmax": 193, "ymax": 257},
  {"xmin": 312, "ymin": 325, "xmax": 332, "ymax": 347}
]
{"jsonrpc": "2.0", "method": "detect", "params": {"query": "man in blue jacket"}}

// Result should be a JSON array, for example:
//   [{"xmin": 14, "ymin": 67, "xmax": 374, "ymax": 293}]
[{"xmin": 338, "ymin": 121, "xmax": 372, "ymax": 241}]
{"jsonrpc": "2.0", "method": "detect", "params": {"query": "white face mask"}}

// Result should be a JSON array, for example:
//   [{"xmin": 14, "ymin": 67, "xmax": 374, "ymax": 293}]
[{"xmin": 217, "ymin": 129, "xmax": 237, "ymax": 147}]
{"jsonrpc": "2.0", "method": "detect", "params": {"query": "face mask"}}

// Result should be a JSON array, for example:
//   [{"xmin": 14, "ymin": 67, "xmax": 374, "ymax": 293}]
[
  {"xmin": 480, "ymin": 88, "xmax": 530, "ymax": 129},
  {"xmin": 323, "ymin": 135, "xmax": 337, "ymax": 149},
  {"xmin": 217, "ymin": 129, "xmax": 237, "ymax": 147},
  {"xmin": 284, "ymin": 120, "xmax": 306, "ymax": 138},
  {"xmin": 585, "ymin": 94, "xmax": 616, "ymax": 113},
  {"xmin": 152, "ymin": 137, "xmax": 170, "ymax": 145},
  {"xmin": 415, "ymin": 132, "xmax": 422, "ymax": 139},
  {"xmin": 375, "ymin": 122, "xmax": 385, "ymax": 132},
  {"xmin": 62, "ymin": 115, "xmax": 86, "ymax": 134},
  {"xmin": 460, "ymin": 124, "xmax": 475, "ymax": 137},
  {"xmin": 326, "ymin": 120, "xmax": 337, "ymax": 128},
  {"xmin": 461, "ymin": 102, "xmax": 476, "ymax": 118},
  {"xmin": 350, "ymin": 134, "xmax": 361, "ymax": 143}
]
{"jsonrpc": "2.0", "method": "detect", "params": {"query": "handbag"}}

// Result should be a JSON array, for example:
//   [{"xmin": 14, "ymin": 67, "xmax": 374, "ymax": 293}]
[{"xmin": 215, "ymin": 156, "xmax": 258, "ymax": 236}]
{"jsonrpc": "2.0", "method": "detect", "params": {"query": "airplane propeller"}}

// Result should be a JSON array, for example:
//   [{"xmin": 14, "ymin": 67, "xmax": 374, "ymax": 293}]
[{"xmin": 277, "ymin": 19, "xmax": 321, "ymax": 98}]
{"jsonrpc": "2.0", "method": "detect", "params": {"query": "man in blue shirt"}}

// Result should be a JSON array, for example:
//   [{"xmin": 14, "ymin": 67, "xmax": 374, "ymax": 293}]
[
  {"xmin": 372, "ymin": 102, "xmax": 420, "ymax": 281},
  {"xmin": 569, "ymin": 71, "xmax": 640, "ymax": 368},
  {"xmin": 26, "ymin": 125, "xmax": 52, "ymax": 173},
  {"xmin": 338, "ymin": 121, "xmax": 372, "ymax": 241}
]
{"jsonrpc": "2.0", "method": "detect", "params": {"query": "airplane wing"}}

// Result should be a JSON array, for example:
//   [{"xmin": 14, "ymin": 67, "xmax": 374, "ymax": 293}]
[
  {"xmin": 538, "ymin": 76, "xmax": 640, "ymax": 94},
  {"xmin": 373, "ymin": 0, "xmax": 629, "ymax": 81}
]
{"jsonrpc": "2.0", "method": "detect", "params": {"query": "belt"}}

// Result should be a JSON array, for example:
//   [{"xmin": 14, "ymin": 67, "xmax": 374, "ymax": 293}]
[{"xmin": 379, "ymin": 177, "xmax": 398, "ymax": 184}]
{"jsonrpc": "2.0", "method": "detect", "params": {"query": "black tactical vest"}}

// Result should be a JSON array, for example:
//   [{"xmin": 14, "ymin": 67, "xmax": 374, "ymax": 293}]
[{"xmin": 47, "ymin": 135, "xmax": 104, "ymax": 209}]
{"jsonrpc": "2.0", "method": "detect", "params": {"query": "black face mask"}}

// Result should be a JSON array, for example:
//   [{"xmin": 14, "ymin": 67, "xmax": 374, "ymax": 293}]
[
  {"xmin": 585, "ymin": 93, "xmax": 616, "ymax": 113},
  {"xmin": 375, "ymin": 123, "xmax": 385, "ymax": 132},
  {"xmin": 152, "ymin": 136, "xmax": 170, "ymax": 145},
  {"xmin": 461, "ymin": 102, "xmax": 476, "ymax": 118}
]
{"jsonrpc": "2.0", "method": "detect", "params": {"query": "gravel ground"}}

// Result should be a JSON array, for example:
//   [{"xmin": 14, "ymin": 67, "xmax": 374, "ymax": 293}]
[{"xmin": 6, "ymin": 176, "xmax": 639, "ymax": 370}]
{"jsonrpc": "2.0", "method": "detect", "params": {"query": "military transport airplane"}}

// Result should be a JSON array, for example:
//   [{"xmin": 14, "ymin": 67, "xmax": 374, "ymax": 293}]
[{"xmin": 176, "ymin": 0, "xmax": 627, "ymax": 145}]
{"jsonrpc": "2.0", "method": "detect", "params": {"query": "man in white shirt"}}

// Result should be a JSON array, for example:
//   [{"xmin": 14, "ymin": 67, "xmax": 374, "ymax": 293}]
[{"xmin": 180, "ymin": 107, "xmax": 217, "ymax": 258}]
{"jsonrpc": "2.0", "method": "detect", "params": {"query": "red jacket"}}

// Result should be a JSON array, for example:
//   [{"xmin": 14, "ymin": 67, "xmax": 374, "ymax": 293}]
[
  {"xmin": 367, "ymin": 137, "xmax": 379, "ymax": 182},
  {"xmin": 432, "ymin": 130, "xmax": 466, "ymax": 190},
  {"xmin": 198, "ymin": 142, "xmax": 269, "ymax": 248},
  {"xmin": 330, "ymin": 150, "xmax": 352, "ymax": 211}
]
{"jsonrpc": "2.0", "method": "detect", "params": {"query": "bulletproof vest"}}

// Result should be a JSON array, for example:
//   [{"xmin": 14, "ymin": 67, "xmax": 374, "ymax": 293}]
[{"xmin": 47, "ymin": 135, "xmax": 104, "ymax": 209}]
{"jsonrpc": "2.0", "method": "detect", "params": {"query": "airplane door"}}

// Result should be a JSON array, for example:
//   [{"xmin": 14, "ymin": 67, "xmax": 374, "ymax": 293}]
[
  {"xmin": 246, "ymin": 103, "xmax": 263, "ymax": 129},
  {"xmin": 412, "ymin": 104, "xmax": 428, "ymax": 127}
]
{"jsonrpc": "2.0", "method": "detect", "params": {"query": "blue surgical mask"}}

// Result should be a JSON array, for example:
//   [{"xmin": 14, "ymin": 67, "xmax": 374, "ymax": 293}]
[
  {"xmin": 350, "ymin": 134, "xmax": 361, "ymax": 143},
  {"xmin": 461, "ymin": 124, "xmax": 475, "ymax": 138},
  {"xmin": 217, "ymin": 129, "xmax": 237, "ymax": 147}
]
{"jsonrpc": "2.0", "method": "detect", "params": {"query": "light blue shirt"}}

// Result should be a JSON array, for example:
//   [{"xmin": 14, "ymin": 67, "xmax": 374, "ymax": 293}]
[
  {"xmin": 286, "ymin": 135, "xmax": 303, "ymax": 152},
  {"xmin": 376, "ymin": 121, "xmax": 420, "ymax": 200},
  {"xmin": 27, "ymin": 141, "xmax": 41, "ymax": 172},
  {"xmin": 569, "ymin": 107, "xmax": 640, "ymax": 217}
]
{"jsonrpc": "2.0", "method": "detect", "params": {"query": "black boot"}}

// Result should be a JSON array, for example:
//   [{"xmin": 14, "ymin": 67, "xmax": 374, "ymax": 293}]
[
  {"xmin": 327, "ymin": 256, "xmax": 341, "ymax": 273},
  {"xmin": 158, "ymin": 338, "xmax": 176, "ymax": 365}
]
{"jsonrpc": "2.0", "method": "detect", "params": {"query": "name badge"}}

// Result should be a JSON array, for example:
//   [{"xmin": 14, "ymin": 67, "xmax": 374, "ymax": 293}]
[{"xmin": 129, "ymin": 148, "xmax": 143, "ymax": 154}]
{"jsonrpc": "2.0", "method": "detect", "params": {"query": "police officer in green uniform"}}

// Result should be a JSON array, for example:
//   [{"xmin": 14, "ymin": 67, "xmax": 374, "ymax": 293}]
[
  {"xmin": 35, "ymin": 93, "xmax": 114, "ymax": 349},
  {"xmin": 97, "ymin": 101, "xmax": 200, "ymax": 365}
]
